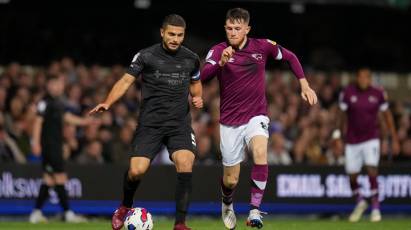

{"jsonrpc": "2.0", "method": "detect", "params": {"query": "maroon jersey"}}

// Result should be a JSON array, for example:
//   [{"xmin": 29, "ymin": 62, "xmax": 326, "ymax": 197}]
[
  {"xmin": 201, "ymin": 38, "xmax": 304, "ymax": 126},
  {"xmin": 339, "ymin": 84, "xmax": 388, "ymax": 144}
]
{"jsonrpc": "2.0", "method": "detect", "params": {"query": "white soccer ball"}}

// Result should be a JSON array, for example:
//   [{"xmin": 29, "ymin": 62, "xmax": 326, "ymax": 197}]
[{"xmin": 123, "ymin": 207, "xmax": 153, "ymax": 230}]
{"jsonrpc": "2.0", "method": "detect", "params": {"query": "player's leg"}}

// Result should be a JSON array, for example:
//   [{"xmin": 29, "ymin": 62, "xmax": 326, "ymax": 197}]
[
  {"xmin": 29, "ymin": 173, "xmax": 54, "ymax": 223},
  {"xmin": 53, "ymin": 173, "xmax": 69, "ymax": 212},
  {"xmin": 364, "ymin": 139, "xmax": 381, "ymax": 222},
  {"xmin": 52, "ymin": 172, "xmax": 86, "ymax": 223},
  {"xmin": 245, "ymin": 116, "xmax": 270, "ymax": 229},
  {"xmin": 246, "ymin": 135, "xmax": 268, "ymax": 229},
  {"xmin": 346, "ymin": 142, "xmax": 367, "ymax": 222},
  {"xmin": 222, "ymin": 164, "xmax": 240, "ymax": 230},
  {"xmin": 112, "ymin": 126, "xmax": 162, "ymax": 230},
  {"xmin": 166, "ymin": 125, "xmax": 197, "ymax": 230},
  {"xmin": 220, "ymin": 123, "xmax": 247, "ymax": 229},
  {"xmin": 112, "ymin": 157, "xmax": 151, "ymax": 230},
  {"xmin": 172, "ymin": 150, "xmax": 195, "ymax": 229},
  {"xmin": 123, "ymin": 157, "xmax": 151, "ymax": 207}
]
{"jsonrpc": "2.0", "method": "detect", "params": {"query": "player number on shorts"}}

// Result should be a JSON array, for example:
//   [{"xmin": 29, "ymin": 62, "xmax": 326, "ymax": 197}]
[{"xmin": 191, "ymin": 133, "xmax": 196, "ymax": 146}]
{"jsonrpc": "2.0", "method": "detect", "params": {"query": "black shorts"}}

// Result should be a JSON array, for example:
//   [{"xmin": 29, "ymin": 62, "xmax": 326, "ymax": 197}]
[
  {"xmin": 41, "ymin": 145, "xmax": 65, "ymax": 174},
  {"xmin": 130, "ymin": 124, "xmax": 197, "ymax": 160}
]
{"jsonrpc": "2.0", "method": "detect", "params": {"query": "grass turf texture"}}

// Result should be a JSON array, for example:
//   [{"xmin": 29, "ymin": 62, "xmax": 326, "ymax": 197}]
[{"xmin": 1, "ymin": 218, "xmax": 411, "ymax": 230}]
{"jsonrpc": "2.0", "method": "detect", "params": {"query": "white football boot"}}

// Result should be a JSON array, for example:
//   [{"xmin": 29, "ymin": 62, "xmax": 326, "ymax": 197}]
[
  {"xmin": 348, "ymin": 200, "xmax": 368, "ymax": 222},
  {"xmin": 222, "ymin": 202, "xmax": 236, "ymax": 229}
]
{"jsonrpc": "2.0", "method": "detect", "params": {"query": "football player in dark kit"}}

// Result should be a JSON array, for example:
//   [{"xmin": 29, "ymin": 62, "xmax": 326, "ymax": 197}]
[
  {"xmin": 29, "ymin": 75, "xmax": 92, "ymax": 223},
  {"xmin": 89, "ymin": 14, "xmax": 203, "ymax": 230}
]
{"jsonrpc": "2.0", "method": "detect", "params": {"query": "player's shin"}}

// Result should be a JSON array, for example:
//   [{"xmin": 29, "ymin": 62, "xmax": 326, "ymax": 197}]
[
  {"xmin": 175, "ymin": 172, "xmax": 192, "ymax": 225},
  {"xmin": 349, "ymin": 174, "xmax": 363, "ymax": 203},
  {"xmin": 34, "ymin": 183, "xmax": 50, "ymax": 210},
  {"xmin": 55, "ymin": 184, "xmax": 70, "ymax": 211},
  {"xmin": 221, "ymin": 178, "xmax": 235, "ymax": 205},
  {"xmin": 369, "ymin": 174, "xmax": 380, "ymax": 210},
  {"xmin": 250, "ymin": 164, "xmax": 268, "ymax": 210},
  {"xmin": 121, "ymin": 170, "xmax": 141, "ymax": 208}
]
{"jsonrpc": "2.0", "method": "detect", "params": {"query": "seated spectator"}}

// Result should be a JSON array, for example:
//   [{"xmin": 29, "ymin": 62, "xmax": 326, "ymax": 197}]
[
  {"xmin": 0, "ymin": 125, "xmax": 26, "ymax": 163},
  {"xmin": 76, "ymin": 140, "xmax": 104, "ymax": 165},
  {"xmin": 268, "ymin": 133, "xmax": 292, "ymax": 165}
]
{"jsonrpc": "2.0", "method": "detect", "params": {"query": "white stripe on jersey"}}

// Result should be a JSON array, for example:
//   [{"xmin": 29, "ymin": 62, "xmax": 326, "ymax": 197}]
[
  {"xmin": 379, "ymin": 102, "xmax": 389, "ymax": 111},
  {"xmin": 275, "ymin": 47, "xmax": 283, "ymax": 60},
  {"xmin": 206, "ymin": 59, "xmax": 217, "ymax": 65}
]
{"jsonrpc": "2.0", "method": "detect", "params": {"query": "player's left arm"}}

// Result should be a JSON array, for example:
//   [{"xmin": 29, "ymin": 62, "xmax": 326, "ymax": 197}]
[
  {"xmin": 190, "ymin": 57, "xmax": 203, "ymax": 109},
  {"xmin": 264, "ymin": 39, "xmax": 317, "ymax": 105},
  {"xmin": 64, "ymin": 113, "xmax": 93, "ymax": 126},
  {"xmin": 380, "ymin": 91, "xmax": 400, "ymax": 155}
]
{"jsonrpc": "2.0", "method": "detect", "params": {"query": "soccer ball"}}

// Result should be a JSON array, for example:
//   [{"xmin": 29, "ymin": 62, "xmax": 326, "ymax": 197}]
[{"xmin": 123, "ymin": 207, "xmax": 153, "ymax": 230}]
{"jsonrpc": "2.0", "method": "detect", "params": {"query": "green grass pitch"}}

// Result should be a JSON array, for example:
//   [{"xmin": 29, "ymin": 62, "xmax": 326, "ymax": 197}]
[{"xmin": 1, "ymin": 218, "xmax": 411, "ymax": 230}]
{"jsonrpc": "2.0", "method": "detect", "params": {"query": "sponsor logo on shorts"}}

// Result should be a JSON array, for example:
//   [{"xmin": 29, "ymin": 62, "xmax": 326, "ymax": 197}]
[{"xmin": 260, "ymin": 122, "xmax": 268, "ymax": 130}]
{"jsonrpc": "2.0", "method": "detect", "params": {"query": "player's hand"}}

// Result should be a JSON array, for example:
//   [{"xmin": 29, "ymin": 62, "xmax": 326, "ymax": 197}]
[
  {"xmin": 219, "ymin": 46, "xmax": 235, "ymax": 67},
  {"xmin": 392, "ymin": 139, "xmax": 401, "ymax": 156},
  {"xmin": 31, "ymin": 143, "xmax": 42, "ymax": 156},
  {"xmin": 88, "ymin": 103, "xmax": 110, "ymax": 116},
  {"xmin": 301, "ymin": 86, "xmax": 318, "ymax": 106},
  {"xmin": 192, "ymin": 96, "xmax": 203, "ymax": 109},
  {"xmin": 332, "ymin": 138, "xmax": 344, "ymax": 156}
]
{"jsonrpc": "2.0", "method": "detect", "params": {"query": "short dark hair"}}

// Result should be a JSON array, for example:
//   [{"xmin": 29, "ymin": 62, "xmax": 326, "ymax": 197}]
[
  {"xmin": 46, "ymin": 74, "xmax": 60, "ymax": 82},
  {"xmin": 226, "ymin": 8, "xmax": 250, "ymax": 24},
  {"xmin": 162, "ymin": 14, "xmax": 186, "ymax": 28}
]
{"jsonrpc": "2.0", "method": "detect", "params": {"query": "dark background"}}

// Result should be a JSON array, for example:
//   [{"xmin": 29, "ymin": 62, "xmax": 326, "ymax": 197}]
[{"xmin": 0, "ymin": 0, "xmax": 410, "ymax": 71}]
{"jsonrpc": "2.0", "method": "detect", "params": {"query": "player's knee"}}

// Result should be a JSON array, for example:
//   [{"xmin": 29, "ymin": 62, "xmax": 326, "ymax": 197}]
[
  {"xmin": 175, "ymin": 159, "xmax": 194, "ymax": 172},
  {"xmin": 252, "ymin": 145, "xmax": 267, "ymax": 162},
  {"xmin": 225, "ymin": 175, "xmax": 239, "ymax": 188},
  {"xmin": 128, "ymin": 167, "xmax": 146, "ymax": 180},
  {"xmin": 174, "ymin": 155, "xmax": 194, "ymax": 172}
]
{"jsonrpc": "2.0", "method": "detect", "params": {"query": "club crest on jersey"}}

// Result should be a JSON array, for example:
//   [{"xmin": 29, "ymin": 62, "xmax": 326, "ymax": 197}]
[
  {"xmin": 228, "ymin": 57, "xmax": 235, "ymax": 63},
  {"xmin": 252, "ymin": 53, "xmax": 263, "ymax": 61},
  {"xmin": 368, "ymin": 95, "xmax": 378, "ymax": 103},
  {"xmin": 350, "ymin": 95, "xmax": 358, "ymax": 103}
]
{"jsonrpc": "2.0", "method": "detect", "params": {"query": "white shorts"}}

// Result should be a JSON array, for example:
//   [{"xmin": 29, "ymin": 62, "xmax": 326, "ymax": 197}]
[
  {"xmin": 345, "ymin": 139, "xmax": 380, "ymax": 174},
  {"xmin": 220, "ymin": 115, "xmax": 270, "ymax": 166}
]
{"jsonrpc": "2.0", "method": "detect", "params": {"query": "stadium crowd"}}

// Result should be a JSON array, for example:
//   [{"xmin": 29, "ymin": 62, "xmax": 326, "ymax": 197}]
[{"xmin": 1, "ymin": 58, "xmax": 410, "ymax": 165}]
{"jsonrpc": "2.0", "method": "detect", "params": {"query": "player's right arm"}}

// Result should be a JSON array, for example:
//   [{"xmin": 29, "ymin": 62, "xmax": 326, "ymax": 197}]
[
  {"xmin": 200, "ymin": 45, "xmax": 226, "ymax": 82},
  {"xmin": 332, "ymin": 90, "xmax": 348, "ymax": 155},
  {"xmin": 31, "ymin": 101, "xmax": 45, "ymax": 156},
  {"xmin": 379, "ymin": 90, "xmax": 400, "ymax": 155},
  {"xmin": 88, "ymin": 74, "xmax": 135, "ymax": 115},
  {"xmin": 89, "ymin": 51, "xmax": 144, "ymax": 115}
]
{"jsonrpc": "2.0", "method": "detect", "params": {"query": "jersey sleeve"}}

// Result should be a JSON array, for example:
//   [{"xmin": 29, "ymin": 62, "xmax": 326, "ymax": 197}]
[
  {"xmin": 201, "ymin": 45, "xmax": 224, "ymax": 82},
  {"xmin": 190, "ymin": 55, "xmax": 201, "ymax": 81},
  {"xmin": 378, "ymin": 88, "xmax": 389, "ymax": 111},
  {"xmin": 36, "ymin": 100, "xmax": 47, "ymax": 117},
  {"xmin": 338, "ymin": 90, "xmax": 349, "ymax": 111},
  {"xmin": 262, "ymin": 39, "xmax": 283, "ymax": 60},
  {"xmin": 126, "ymin": 51, "xmax": 145, "ymax": 77},
  {"xmin": 205, "ymin": 45, "xmax": 224, "ymax": 66}
]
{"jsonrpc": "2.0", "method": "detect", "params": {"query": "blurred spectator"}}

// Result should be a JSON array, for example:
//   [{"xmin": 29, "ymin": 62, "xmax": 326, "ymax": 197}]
[
  {"xmin": 63, "ymin": 124, "xmax": 80, "ymax": 160},
  {"xmin": 267, "ymin": 132, "xmax": 292, "ymax": 165},
  {"xmin": 112, "ymin": 126, "xmax": 133, "ymax": 163},
  {"xmin": 0, "ymin": 124, "xmax": 26, "ymax": 163},
  {"xmin": 196, "ymin": 135, "xmax": 216, "ymax": 165},
  {"xmin": 1, "ymin": 60, "xmax": 410, "ymax": 166},
  {"xmin": 76, "ymin": 140, "xmax": 104, "ymax": 164}
]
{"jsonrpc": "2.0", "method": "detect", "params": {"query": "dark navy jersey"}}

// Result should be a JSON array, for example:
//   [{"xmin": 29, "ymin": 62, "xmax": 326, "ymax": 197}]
[
  {"xmin": 127, "ymin": 43, "xmax": 200, "ymax": 127},
  {"xmin": 37, "ymin": 94, "xmax": 65, "ymax": 147}
]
